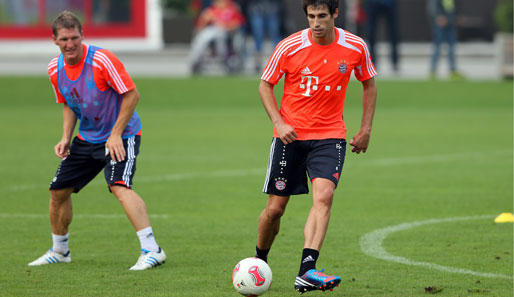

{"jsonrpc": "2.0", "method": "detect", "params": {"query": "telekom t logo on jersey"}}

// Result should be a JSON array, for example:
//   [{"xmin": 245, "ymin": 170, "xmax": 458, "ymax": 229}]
[{"xmin": 300, "ymin": 75, "xmax": 319, "ymax": 97}]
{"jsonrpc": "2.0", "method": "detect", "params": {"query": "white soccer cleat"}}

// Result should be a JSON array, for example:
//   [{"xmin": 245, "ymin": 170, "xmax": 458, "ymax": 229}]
[
  {"xmin": 28, "ymin": 249, "xmax": 71, "ymax": 266},
  {"xmin": 129, "ymin": 248, "xmax": 166, "ymax": 271}
]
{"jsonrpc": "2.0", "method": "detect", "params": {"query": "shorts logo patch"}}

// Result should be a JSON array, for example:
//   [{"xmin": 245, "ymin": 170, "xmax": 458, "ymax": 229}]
[
  {"xmin": 274, "ymin": 177, "xmax": 287, "ymax": 191},
  {"xmin": 333, "ymin": 173, "xmax": 340, "ymax": 181},
  {"xmin": 275, "ymin": 180, "xmax": 286, "ymax": 190}
]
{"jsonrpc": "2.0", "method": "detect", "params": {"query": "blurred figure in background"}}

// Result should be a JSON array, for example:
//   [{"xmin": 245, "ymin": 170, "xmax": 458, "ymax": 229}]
[
  {"xmin": 427, "ymin": 0, "xmax": 465, "ymax": 80},
  {"xmin": 189, "ymin": 0, "xmax": 245, "ymax": 74},
  {"xmin": 345, "ymin": 0, "xmax": 367, "ymax": 35},
  {"xmin": 364, "ymin": 0, "xmax": 399, "ymax": 72},
  {"xmin": 246, "ymin": 0, "xmax": 283, "ymax": 73}
]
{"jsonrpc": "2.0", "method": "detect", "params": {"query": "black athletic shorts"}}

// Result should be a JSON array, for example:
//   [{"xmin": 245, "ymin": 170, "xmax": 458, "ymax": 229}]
[
  {"xmin": 49, "ymin": 135, "xmax": 140, "ymax": 193},
  {"xmin": 262, "ymin": 138, "xmax": 346, "ymax": 196}
]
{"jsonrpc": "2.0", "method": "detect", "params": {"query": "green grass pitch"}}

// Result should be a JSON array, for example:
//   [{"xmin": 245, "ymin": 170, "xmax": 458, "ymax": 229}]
[{"xmin": 0, "ymin": 76, "xmax": 512, "ymax": 296}]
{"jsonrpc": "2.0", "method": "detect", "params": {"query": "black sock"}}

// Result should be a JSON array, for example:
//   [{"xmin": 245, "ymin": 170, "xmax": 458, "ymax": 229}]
[
  {"xmin": 299, "ymin": 248, "xmax": 319, "ymax": 276},
  {"xmin": 255, "ymin": 246, "xmax": 270, "ymax": 263}
]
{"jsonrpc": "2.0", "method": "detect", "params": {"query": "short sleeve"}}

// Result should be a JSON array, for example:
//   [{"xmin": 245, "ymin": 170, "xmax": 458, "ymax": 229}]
[
  {"xmin": 354, "ymin": 41, "xmax": 377, "ymax": 81},
  {"xmin": 48, "ymin": 57, "xmax": 66, "ymax": 104},
  {"xmin": 93, "ymin": 49, "xmax": 136, "ymax": 94},
  {"xmin": 261, "ymin": 42, "xmax": 288, "ymax": 85}
]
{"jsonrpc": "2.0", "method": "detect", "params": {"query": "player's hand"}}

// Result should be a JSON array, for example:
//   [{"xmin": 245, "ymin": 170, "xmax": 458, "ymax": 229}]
[
  {"xmin": 349, "ymin": 130, "xmax": 371, "ymax": 154},
  {"xmin": 54, "ymin": 139, "xmax": 71, "ymax": 159},
  {"xmin": 105, "ymin": 135, "xmax": 125, "ymax": 162},
  {"xmin": 276, "ymin": 122, "xmax": 297, "ymax": 145}
]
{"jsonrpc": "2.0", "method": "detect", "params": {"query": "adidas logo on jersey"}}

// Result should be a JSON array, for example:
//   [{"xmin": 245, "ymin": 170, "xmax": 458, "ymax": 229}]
[{"xmin": 301, "ymin": 67, "xmax": 312, "ymax": 75}]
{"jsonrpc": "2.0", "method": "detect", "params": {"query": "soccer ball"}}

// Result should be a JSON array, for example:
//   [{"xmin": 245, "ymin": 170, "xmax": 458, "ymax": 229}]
[{"xmin": 232, "ymin": 257, "xmax": 272, "ymax": 296}]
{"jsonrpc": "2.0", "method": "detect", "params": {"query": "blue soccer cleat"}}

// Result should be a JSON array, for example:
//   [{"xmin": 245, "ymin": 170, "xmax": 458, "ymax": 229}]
[{"xmin": 294, "ymin": 269, "xmax": 341, "ymax": 293}]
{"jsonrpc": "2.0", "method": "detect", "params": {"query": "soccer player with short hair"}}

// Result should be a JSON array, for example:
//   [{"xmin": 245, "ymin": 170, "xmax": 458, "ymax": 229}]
[
  {"xmin": 254, "ymin": 0, "xmax": 377, "ymax": 293},
  {"xmin": 28, "ymin": 11, "xmax": 165, "ymax": 270}
]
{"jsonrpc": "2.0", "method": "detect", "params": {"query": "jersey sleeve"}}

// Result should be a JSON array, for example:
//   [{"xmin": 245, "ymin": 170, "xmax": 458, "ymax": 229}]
[
  {"xmin": 48, "ymin": 56, "xmax": 66, "ymax": 104},
  {"xmin": 261, "ymin": 41, "xmax": 288, "ymax": 85},
  {"xmin": 93, "ymin": 49, "xmax": 136, "ymax": 94},
  {"xmin": 354, "ymin": 40, "xmax": 377, "ymax": 81}
]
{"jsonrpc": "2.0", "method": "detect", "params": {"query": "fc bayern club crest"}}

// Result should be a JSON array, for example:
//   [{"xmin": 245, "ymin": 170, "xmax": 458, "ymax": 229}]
[
  {"xmin": 275, "ymin": 180, "xmax": 286, "ymax": 190},
  {"xmin": 338, "ymin": 63, "xmax": 347, "ymax": 74}
]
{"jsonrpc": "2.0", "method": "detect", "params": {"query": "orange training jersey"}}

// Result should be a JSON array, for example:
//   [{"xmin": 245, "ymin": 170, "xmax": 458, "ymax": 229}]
[
  {"xmin": 261, "ymin": 28, "xmax": 377, "ymax": 140},
  {"xmin": 48, "ymin": 44, "xmax": 136, "ymax": 104}
]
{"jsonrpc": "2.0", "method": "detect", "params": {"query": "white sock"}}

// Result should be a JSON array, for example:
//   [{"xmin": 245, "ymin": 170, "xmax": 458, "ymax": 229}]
[
  {"xmin": 136, "ymin": 227, "xmax": 159, "ymax": 252},
  {"xmin": 52, "ymin": 233, "xmax": 69, "ymax": 255}
]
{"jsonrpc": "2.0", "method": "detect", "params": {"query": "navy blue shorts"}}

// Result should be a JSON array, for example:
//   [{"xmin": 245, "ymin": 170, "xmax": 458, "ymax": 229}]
[
  {"xmin": 262, "ymin": 138, "xmax": 346, "ymax": 196},
  {"xmin": 49, "ymin": 136, "xmax": 140, "ymax": 193}
]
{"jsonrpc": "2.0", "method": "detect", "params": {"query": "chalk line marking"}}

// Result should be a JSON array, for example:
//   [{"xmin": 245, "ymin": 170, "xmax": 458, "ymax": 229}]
[
  {"xmin": 0, "ymin": 213, "xmax": 169, "ymax": 219},
  {"xmin": 360, "ymin": 215, "xmax": 513, "ymax": 279},
  {"xmin": 5, "ymin": 150, "xmax": 510, "ymax": 193}
]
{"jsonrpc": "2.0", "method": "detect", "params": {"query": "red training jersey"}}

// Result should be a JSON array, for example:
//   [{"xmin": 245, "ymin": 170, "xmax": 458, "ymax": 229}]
[
  {"xmin": 261, "ymin": 28, "xmax": 377, "ymax": 140},
  {"xmin": 202, "ymin": 1, "xmax": 245, "ymax": 29}
]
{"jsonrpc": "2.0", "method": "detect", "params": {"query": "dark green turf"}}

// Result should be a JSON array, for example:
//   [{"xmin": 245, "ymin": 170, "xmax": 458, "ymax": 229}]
[{"xmin": 0, "ymin": 77, "xmax": 512, "ymax": 296}]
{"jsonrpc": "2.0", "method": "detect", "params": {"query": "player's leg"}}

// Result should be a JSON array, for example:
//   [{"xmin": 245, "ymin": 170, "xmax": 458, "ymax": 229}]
[
  {"xmin": 110, "ymin": 186, "xmax": 151, "ymax": 230},
  {"xmin": 294, "ymin": 139, "xmax": 345, "ymax": 293},
  {"xmin": 49, "ymin": 187, "xmax": 74, "ymax": 249},
  {"xmin": 28, "ymin": 188, "xmax": 75, "ymax": 266},
  {"xmin": 258, "ymin": 138, "xmax": 308, "ymax": 263},
  {"xmin": 303, "ymin": 178, "xmax": 335, "ymax": 251},
  {"xmin": 295, "ymin": 178, "xmax": 340, "ymax": 293},
  {"xmin": 29, "ymin": 137, "xmax": 103, "ymax": 266},
  {"xmin": 256, "ymin": 194, "xmax": 290, "ymax": 262},
  {"xmin": 103, "ymin": 135, "xmax": 165, "ymax": 270},
  {"xmin": 49, "ymin": 188, "xmax": 74, "ymax": 235}
]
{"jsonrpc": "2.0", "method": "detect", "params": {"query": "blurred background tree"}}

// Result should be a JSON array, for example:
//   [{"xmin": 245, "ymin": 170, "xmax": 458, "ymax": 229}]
[
  {"xmin": 162, "ymin": 0, "xmax": 190, "ymax": 14},
  {"xmin": 495, "ymin": 0, "xmax": 513, "ymax": 32}
]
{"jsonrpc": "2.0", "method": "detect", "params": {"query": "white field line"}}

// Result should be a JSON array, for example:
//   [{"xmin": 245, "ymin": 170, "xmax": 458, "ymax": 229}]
[
  {"xmin": 5, "ymin": 150, "xmax": 511, "ymax": 192},
  {"xmin": 0, "ymin": 213, "xmax": 169, "ymax": 219},
  {"xmin": 359, "ymin": 215, "xmax": 513, "ymax": 279}
]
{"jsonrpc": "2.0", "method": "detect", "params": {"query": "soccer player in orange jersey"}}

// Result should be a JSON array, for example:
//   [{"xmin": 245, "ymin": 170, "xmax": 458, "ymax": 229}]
[
  {"xmin": 254, "ymin": 0, "xmax": 377, "ymax": 293},
  {"xmin": 28, "ymin": 11, "xmax": 165, "ymax": 270}
]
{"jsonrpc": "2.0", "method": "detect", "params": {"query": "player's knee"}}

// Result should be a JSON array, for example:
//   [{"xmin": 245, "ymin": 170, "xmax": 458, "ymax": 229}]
[
  {"xmin": 315, "ymin": 183, "xmax": 335, "ymax": 197},
  {"xmin": 265, "ymin": 204, "xmax": 286, "ymax": 220},
  {"xmin": 313, "ymin": 189, "xmax": 334, "ymax": 208}
]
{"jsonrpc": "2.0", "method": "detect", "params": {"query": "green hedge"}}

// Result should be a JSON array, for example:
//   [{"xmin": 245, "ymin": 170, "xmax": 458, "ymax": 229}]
[{"xmin": 495, "ymin": 0, "xmax": 513, "ymax": 33}]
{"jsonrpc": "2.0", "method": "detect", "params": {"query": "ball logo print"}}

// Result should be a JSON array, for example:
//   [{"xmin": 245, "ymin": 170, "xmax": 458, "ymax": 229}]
[
  {"xmin": 232, "ymin": 257, "xmax": 272, "ymax": 296},
  {"xmin": 233, "ymin": 262, "xmax": 240, "ymax": 283},
  {"xmin": 248, "ymin": 265, "xmax": 266, "ymax": 286}
]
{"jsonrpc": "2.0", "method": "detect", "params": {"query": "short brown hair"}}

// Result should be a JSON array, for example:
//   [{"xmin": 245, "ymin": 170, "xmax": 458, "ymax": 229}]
[
  {"xmin": 302, "ymin": 0, "xmax": 339, "ymax": 15},
  {"xmin": 52, "ymin": 10, "xmax": 82, "ymax": 37}
]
